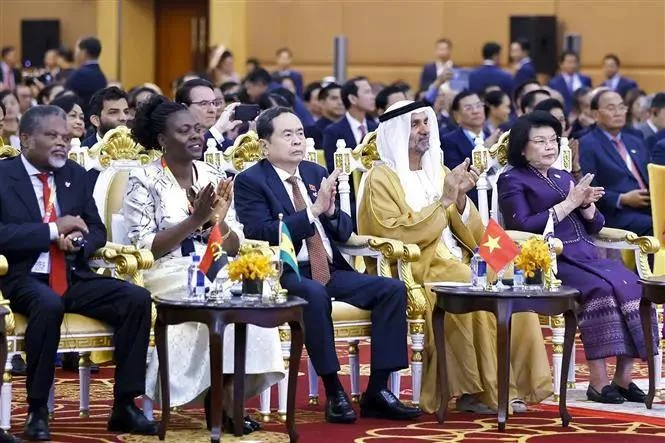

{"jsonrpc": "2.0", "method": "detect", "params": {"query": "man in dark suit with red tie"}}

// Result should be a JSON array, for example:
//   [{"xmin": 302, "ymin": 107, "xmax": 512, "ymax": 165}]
[
  {"xmin": 234, "ymin": 107, "xmax": 420, "ymax": 425},
  {"xmin": 0, "ymin": 106, "xmax": 156, "ymax": 441},
  {"xmin": 579, "ymin": 90, "xmax": 652, "ymax": 236}
]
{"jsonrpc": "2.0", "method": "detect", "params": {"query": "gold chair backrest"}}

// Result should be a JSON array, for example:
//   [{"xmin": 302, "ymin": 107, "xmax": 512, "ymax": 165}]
[
  {"xmin": 222, "ymin": 131, "xmax": 263, "ymax": 172},
  {"xmin": 87, "ymin": 126, "xmax": 160, "ymax": 169},
  {"xmin": 0, "ymin": 145, "xmax": 19, "ymax": 160}
]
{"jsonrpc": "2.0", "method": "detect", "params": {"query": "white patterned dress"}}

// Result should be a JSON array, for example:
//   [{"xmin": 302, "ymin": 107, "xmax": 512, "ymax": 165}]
[{"xmin": 123, "ymin": 159, "xmax": 284, "ymax": 407}]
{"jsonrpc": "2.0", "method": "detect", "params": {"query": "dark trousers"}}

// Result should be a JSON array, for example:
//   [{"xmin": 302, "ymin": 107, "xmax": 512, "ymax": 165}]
[
  {"xmin": 5, "ymin": 273, "xmax": 151, "ymax": 405},
  {"xmin": 281, "ymin": 264, "xmax": 408, "ymax": 376}
]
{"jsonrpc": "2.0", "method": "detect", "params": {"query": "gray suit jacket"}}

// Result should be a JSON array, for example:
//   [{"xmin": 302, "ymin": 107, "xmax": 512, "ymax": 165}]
[{"xmin": 638, "ymin": 121, "xmax": 656, "ymax": 140}]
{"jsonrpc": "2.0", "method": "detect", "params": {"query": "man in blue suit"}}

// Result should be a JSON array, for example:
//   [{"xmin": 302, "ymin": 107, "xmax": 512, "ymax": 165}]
[
  {"xmin": 510, "ymin": 39, "xmax": 537, "ymax": 86},
  {"xmin": 653, "ymin": 137, "xmax": 665, "ymax": 166},
  {"xmin": 272, "ymin": 48, "xmax": 304, "ymax": 98},
  {"xmin": 548, "ymin": 51, "xmax": 592, "ymax": 114},
  {"xmin": 65, "ymin": 37, "xmax": 107, "ymax": 118},
  {"xmin": 601, "ymin": 54, "xmax": 638, "ymax": 98},
  {"xmin": 419, "ymin": 38, "xmax": 454, "ymax": 90},
  {"xmin": 234, "ymin": 107, "xmax": 420, "ymax": 424},
  {"xmin": 321, "ymin": 76, "xmax": 378, "ymax": 173},
  {"xmin": 0, "ymin": 106, "xmax": 156, "ymax": 440},
  {"xmin": 638, "ymin": 92, "xmax": 665, "ymax": 148},
  {"xmin": 468, "ymin": 42, "xmax": 514, "ymax": 97},
  {"xmin": 579, "ymin": 90, "xmax": 652, "ymax": 235},
  {"xmin": 244, "ymin": 68, "xmax": 313, "ymax": 127},
  {"xmin": 304, "ymin": 83, "xmax": 344, "ymax": 149},
  {"xmin": 440, "ymin": 91, "xmax": 496, "ymax": 205}
]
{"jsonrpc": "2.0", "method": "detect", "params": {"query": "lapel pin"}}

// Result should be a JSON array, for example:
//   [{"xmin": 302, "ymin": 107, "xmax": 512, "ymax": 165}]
[
  {"xmin": 65, "ymin": 181, "xmax": 71, "ymax": 188},
  {"xmin": 554, "ymin": 173, "xmax": 561, "ymax": 179},
  {"xmin": 630, "ymin": 149, "xmax": 637, "ymax": 154}
]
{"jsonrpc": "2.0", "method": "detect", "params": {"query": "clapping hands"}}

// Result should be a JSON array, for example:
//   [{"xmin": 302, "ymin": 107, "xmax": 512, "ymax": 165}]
[
  {"xmin": 566, "ymin": 173, "xmax": 604, "ymax": 208},
  {"xmin": 311, "ymin": 169, "xmax": 341, "ymax": 218},
  {"xmin": 441, "ymin": 158, "xmax": 481, "ymax": 208}
]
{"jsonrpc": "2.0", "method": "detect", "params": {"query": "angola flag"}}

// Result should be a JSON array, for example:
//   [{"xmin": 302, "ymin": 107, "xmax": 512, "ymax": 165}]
[
  {"xmin": 200, "ymin": 223, "xmax": 228, "ymax": 282},
  {"xmin": 478, "ymin": 219, "xmax": 520, "ymax": 272},
  {"xmin": 280, "ymin": 220, "xmax": 301, "ymax": 280}
]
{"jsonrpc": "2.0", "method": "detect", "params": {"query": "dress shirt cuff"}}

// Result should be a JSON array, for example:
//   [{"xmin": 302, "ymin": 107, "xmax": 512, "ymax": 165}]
[
  {"xmin": 208, "ymin": 126, "xmax": 224, "ymax": 145},
  {"xmin": 306, "ymin": 207, "xmax": 316, "ymax": 224},
  {"xmin": 460, "ymin": 197, "xmax": 471, "ymax": 223},
  {"xmin": 48, "ymin": 222, "xmax": 59, "ymax": 241}
]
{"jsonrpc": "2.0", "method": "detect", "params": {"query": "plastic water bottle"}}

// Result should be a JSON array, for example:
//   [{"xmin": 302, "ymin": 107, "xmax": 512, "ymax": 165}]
[
  {"xmin": 470, "ymin": 248, "xmax": 487, "ymax": 289},
  {"xmin": 513, "ymin": 268, "xmax": 525, "ymax": 290},
  {"xmin": 187, "ymin": 255, "xmax": 206, "ymax": 299}
]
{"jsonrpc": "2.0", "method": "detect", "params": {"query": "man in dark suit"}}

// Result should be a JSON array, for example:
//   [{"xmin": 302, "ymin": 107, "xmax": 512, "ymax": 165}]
[
  {"xmin": 601, "ymin": 54, "xmax": 638, "ymax": 98},
  {"xmin": 272, "ymin": 47, "xmax": 304, "ymax": 98},
  {"xmin": 579, "ymin": 90, "xmax": 652, "ymax": 236},
  {"xmin": 0, "ymin": 106, "xmax": 156, "ymax": 440},
  {"xmin": 244, "ymin": 68, "xmax": 313, "ymax": 126},
  {"xmin": 548, "ymin": 51, "xmax": 592, "ymax": 114},
  {"xmin": 321, "ymin": 76, "xmax": 378, "ymax": 172},
  {"xmin": 652, "ymin": 136, "xmax": 665, "ymax": 166},
  {"xmin": 375, "ymin": 85, "xmax": 407, "ymax": 116},
  {"xmin": 0, "ymin": 46, "xmax": 22, "ymax": 91},
  {"xmin": 80, "ymin": 86, "xmax": 129, "ymax": 149},
  {"xmin": 419, "ymin": 38, "xmax": 454, "ymax": 90},
  {"xmin": 234, "ymin": 106, "xmax": 420, "ymax": 424},
  {"xmin": 304, "ymin": 83, "xmax": 344, "ymax": 150},
  {"xmin": 639, "ymin": 92, "xmax": 665, "ymax": 147},
  {"xmin": 65, "ymin": 37, "xmax": 107, "ymax": 117},
  {"xmin": 440, "ymin": 91, "xmax": 495, "ymax": 205},
  {"xmin": 468, "ymin": 42, "xmax": 514, "ymax": 97},
  {"xmin": 175, "ymin": 78, "xmax": 240, "ymax": 153},
  {"xmin": 303, "ymin": 82, "xmax": 322, "ymax": 121},
  {"xmin": 510, "ymin": 39, "xmax": 537, "ymax": 86}
]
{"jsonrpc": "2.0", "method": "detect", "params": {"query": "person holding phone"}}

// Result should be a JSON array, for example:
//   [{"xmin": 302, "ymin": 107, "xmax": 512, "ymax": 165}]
[{"xmin": 175, "ymin": 78, "xmax": 243, "ymax": 153}]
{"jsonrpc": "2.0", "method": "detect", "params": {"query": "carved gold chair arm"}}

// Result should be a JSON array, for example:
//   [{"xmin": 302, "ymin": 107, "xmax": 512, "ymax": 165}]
[
  {"xmin": 89, "ymin": 246, "xmax": 139, "ymax": 276},
  {"xmin": 396, "ymin": 244, "xmax": 428, "ymax": 321},
  {"xmin": 594, "ymin": 227, "xmax": 660, "ymax": 252},
  {"xmin": 338, "ymin": 234, "xmax": 404, "ymax": 260},
  {"xmin": 0, "ymin": 256, "xmax": 15, "ymax": 335}
]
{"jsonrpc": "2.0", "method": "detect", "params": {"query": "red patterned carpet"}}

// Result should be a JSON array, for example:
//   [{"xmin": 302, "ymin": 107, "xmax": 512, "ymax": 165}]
[{"xmin": 6, "ymin": 335, "xmax": 665, "ymax": 442}]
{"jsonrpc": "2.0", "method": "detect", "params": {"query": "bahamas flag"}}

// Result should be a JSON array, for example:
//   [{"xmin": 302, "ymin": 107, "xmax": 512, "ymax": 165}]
[
  {"xmin": 200, "ymin": 223, "xmax": 228, "ymax": 282},
  {"xmin": 280, "ymin": 218, "xmax": 300, "ymax": 280}
]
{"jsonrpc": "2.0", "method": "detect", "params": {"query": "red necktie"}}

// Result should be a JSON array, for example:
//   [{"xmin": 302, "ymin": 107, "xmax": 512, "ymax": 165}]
[
  {"xmin": 285, "ymin": 176, "xmax": 331, "ymax": 285},
  {"xmin": 37, "ymin": 173, "xmax": 68, "ymax": 295},
  {"xmin": 611, "ymin": 137, "xmax": 647, "ymax": 190}
]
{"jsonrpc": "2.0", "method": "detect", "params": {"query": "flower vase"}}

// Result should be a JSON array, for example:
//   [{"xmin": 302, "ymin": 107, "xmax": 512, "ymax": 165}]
[
  {"xmin": 525, "ymin": 269, "xmax": 544, "ymax": 288},
  {"xmin": 242, "ymin": 278, "xmax": 264, "ymax": 296}
]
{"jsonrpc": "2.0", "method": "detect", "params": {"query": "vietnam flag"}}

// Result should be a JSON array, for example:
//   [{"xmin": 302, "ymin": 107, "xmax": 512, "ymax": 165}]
[
  {"xmin": 200, "ymin": 223, "xmax": 228, "ymax": 282},
  {"xmin": 478, "ymin": 219, "xmax": 520, "ymax": 272}
]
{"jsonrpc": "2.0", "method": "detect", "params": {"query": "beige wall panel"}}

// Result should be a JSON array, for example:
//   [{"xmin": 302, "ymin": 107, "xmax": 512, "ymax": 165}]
[
  {"xmin": 343, "ymin": 1, "xmax": 445, "ymax": 65},
  {"xmin": 0, "ymin": 0, "xmax": 97, "ymax": 60},
  {"xmin": 557, "ymin": 0, "xmax": 665, "ymax": 67},
  {"xmin": 247, "ymin": 0, "xmax": 289, "ymax": 61},
  {"xmin": 285, "ymin": 0, "xmax": 343, "ymax": 65},
  {"xmin": 121, "ymin": 0, "xmax": 156, "ymax": 87},
  {"xmin": 442, "ymin": 0, "xmax": 556, "ymax": 67}
]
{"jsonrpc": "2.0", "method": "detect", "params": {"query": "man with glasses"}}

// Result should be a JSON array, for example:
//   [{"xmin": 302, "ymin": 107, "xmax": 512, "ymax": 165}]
[
  {"xmin": 175, "ymin": 78, "xmax": 237, "ymax": 152},
  {"xmin": 579, "ymin": 90, "xmax": 652, "ymax": 235},
  {"xmin": 440, "ymin": 90, "xmax": 500, "ymax": 205}
]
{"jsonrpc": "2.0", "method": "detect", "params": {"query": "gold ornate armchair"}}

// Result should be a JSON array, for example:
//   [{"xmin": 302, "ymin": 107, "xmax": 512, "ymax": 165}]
[
  {"xmin": 476, "ymin": 132, "xmax": 662, "ymax": 396},
  {"xmin": 226, "ymin": 133, "xmax": 427, "ymax": 417},
  {"xmin": 0, "ymin": 141, "xmax": 153, "ymax": 430}
]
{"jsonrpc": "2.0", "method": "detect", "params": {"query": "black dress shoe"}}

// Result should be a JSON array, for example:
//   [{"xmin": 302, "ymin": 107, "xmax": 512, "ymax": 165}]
[
  {"xmin": 612, "ymin": 382, "xmax": 646, "ymax": 403},
  {"xmin": 10, "ymin": 355, "xmax": 26, "ymax": 377},
  {"xmin": 325, "ymin": 390, "xmax": 357, "ymax": 424},
  {"xmin": 107, "ymin": 403, "xmax": 158, "ymax": 435},
  {"xmin": 223, "ymin": 415, "xmax": 261, "ymax": 434},
  {"xmin": 586, "ymin": 384, "xmax": 624, "ymax": 404},
  {"xmin": 360, "ymin": 389, "xmax": 422, "ymax": 420},
  {"xmin": 23, "ymin": 407, "xmax": 49, "ymax": 441},
  {"xmin": 0, "ymin": 429, "xmax": 20, "ymax": 443}
]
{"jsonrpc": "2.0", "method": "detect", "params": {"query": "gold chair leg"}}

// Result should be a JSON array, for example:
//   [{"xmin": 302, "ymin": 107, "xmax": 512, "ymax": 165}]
[
  {"xmin": 79, "ymin": 352, "xmax": 92, "ymax": 418},
  {"xmin": 348, "ymin": 341, "xmax": 360, "ymax": 403}
]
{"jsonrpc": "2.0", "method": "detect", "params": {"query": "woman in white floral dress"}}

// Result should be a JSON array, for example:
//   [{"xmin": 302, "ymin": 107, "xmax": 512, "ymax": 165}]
[{"xmin": 123, "ymin": 96, "xmax": 283, "ymax": 434}]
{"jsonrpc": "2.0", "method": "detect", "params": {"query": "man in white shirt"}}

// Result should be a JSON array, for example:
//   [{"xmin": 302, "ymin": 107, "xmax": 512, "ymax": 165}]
[{"xmin": 234, "ymin": 106, "xmax": 421, "ymax": 425}]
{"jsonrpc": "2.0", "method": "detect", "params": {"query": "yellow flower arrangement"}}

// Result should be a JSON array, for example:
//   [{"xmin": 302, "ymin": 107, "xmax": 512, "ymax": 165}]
[
  {"xmin": 227, "ymin": 253, "xmax": 274, "ymax": 282},
  {"xmin": 514, "ymin": 236, "xmax": 552, "ymax": 278}
]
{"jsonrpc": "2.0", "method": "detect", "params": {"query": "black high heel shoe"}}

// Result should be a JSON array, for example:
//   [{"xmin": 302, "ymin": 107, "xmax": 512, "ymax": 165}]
[{"xmin": 203, "ymin": 390, "xmax": 260, "ymax": 434}]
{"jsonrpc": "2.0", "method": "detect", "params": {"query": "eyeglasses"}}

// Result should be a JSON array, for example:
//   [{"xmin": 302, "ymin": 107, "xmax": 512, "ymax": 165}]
[
  {"xmin": 600, "ymin": 104, "xmax": 627, "ymax": 114},
  {"xmin": 529, "ymin": 137, "xmax": 560, "ymax": 147},
  {"xmin": 190, "ymin": 99, "xmax": 224, "ymax": 108},
  {"xmin": 462, "ymin": 102, "xmax": 484, "ymax": 112}
]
